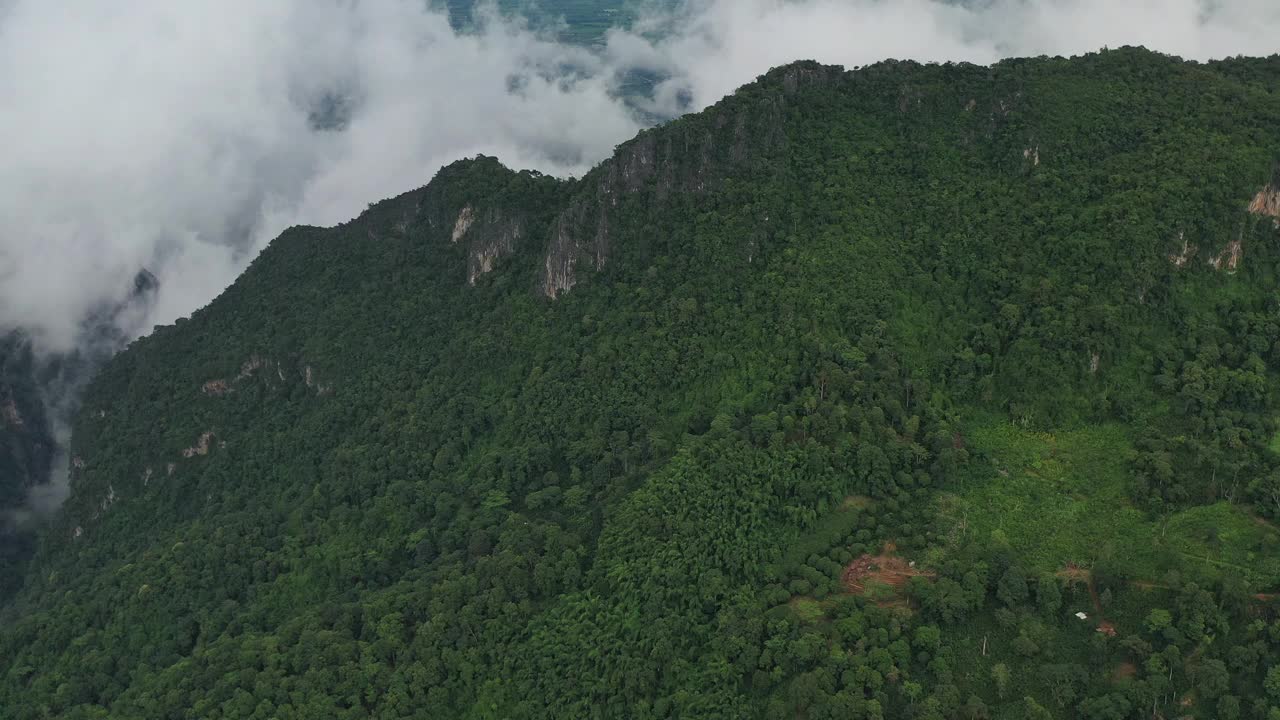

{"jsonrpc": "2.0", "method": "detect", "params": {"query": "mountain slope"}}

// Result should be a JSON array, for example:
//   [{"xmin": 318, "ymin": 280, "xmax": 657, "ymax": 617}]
[
  {"xmin": 4, "ymin": 48, "xmax": 1280, "ymax": 719},
  {"xmin": 0, "ymin": 271, "xmax": 158, "ymax": 601}
]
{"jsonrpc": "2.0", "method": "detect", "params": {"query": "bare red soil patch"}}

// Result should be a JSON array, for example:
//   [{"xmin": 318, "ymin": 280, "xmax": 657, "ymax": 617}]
[{"xmin": 843, "ymin": 543, "xmax": 933, "ymax": 600}]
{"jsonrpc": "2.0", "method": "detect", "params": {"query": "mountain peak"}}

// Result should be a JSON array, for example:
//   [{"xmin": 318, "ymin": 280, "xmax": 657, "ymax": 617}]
[{"xmin": 6, "ymin": 51, "xmax": 1280, "ymax": 719}]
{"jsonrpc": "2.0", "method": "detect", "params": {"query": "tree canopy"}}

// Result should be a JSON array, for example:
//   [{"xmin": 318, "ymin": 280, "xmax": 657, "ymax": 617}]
[{"xmin": 3, "ymin": 48, "xmax": 1280, "ymax": 719}]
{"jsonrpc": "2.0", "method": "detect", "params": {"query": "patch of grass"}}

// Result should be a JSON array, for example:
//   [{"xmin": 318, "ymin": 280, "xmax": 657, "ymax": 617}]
[
  {"xmin": 789, "ymin": 597, "xmax": 827, "ymax": 623},
  {"xmin": 1162, "ymin": 502, "xmax": 1280, "ymax": 584},
  {"xmin": 941, "ymin": 419, "xmax": 1152, "ymax": 574},
  {"xmin": 841, "ymin": 494, "xmax": 873, "ymax": 511},
  {"xmin": 941, "ymin": 414, "xmax": 1280, "ymax": 589},
  {"xmin": 862, "ymin": 579, "xmax": 899, "ymax": 605}
]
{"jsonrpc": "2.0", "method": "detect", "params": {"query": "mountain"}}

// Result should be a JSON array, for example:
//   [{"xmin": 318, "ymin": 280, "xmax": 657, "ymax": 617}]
[
  {"xmin": 4, "ymin": 48, "xmax": 1280, "ymax": 719},
  {"xmin": 0, "ymin": 271, "xmax": 159, "ymax": 597}
]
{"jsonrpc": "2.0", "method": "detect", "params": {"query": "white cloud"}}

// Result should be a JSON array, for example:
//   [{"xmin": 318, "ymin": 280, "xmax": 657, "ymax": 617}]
[
  {"xmin": 0, "ymin": 0, "xmax": 1276, "ymax": 356},
  {"xmin": 0, "ymin": 0, "xmax": 642, "ymax": 353}
]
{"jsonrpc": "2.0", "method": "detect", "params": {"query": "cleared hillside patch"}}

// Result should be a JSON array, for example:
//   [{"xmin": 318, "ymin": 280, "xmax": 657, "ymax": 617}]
[{"xmin": 940, "ymin": 415, "xmax": 1280, "ymax": 589}]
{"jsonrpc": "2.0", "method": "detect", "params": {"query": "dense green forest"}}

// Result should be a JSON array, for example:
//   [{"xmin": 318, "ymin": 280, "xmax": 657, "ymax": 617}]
[{"xmin": 4, "ymin": 48, "xmax": 1280, "ymax": 718}]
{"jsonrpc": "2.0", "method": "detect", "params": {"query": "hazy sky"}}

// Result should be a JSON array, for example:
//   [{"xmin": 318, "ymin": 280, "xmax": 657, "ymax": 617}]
[{"xmin": 1, "ymin": 0, "xmax": 1277, "ymax": 353}]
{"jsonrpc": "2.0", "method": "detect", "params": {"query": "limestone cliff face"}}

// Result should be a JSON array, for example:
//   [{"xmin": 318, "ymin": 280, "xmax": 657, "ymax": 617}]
[
  {"xmin": 450, "ymin": 205, "xmax": 474, "ymax": 243},
  {"xmin": 1208, "ymin": 237, "xmax": 1243, "ymax": 273},
  {"xmin": 451, "ymin": 205, "xmax": 527, "ymax": 286},
  {"xmin": 355, "ymin": 62, "xmax": 1274, "ymax": 303},
  {"xmin": 356, "ymin": 156, "xmax": 543, "ymax": 287},
  {"xmin": 538, "ymin": 63, "xmax": 827, "ymax": 297},
  {"xmin": 544, "ymin": 206, "xmax": 597, "ymax": 299},
  {"xmin": 1248, "ymin": 162, "xmax": 1280, "ymax": 220},
  {"xmin": 350, "ymin": 63, "xmax": 839, "ymax": 297},
  {"xmin": 1, "ymin": 393, "xmax": 23, "ymax": 428},
  {"xmin": 1250, "ymin": 183, "xmax": 1280, "ymax": 219}
]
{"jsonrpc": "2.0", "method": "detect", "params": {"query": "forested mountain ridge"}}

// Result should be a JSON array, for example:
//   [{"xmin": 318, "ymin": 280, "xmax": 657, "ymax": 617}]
[{"xmin": 5, "ymin": 47, "xmax": 1280, "ymax": 719}]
